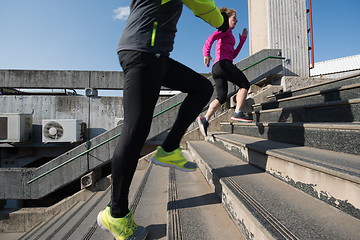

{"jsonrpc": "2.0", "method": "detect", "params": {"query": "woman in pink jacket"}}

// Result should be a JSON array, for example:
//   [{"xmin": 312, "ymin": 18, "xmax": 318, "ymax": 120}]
[{"xmin": 198, "ymin": 7, "xmax": 252, "ymax": 137}]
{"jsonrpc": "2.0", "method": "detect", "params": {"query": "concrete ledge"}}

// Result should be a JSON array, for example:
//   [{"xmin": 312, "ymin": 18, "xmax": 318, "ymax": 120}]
[
  {"xmin": 0, "ymin": 69, "xmax": 212, "ymax": 90},
  {"xmin": 235, "ymin": 49, "xmax": 283, "ymax": 86},
  {"xmin": 280, "ymin": 72, "xmax": 360, "ymax": 94}
]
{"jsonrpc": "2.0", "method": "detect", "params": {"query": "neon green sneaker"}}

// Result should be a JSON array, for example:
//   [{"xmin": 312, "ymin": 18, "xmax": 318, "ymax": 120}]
[
  {"xmin": 97, "ymin": 207, "xmax": 147, "ymax": 240},
  {"xmin": 151, "ymin": 146, "xmax": 197, "ymax": 172}
]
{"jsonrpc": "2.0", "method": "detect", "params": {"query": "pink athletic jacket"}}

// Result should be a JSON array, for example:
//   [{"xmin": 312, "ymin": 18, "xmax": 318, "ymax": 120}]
[{"xmin": 203, "ymin": 28, "xmax": 246, "ymax": 64}]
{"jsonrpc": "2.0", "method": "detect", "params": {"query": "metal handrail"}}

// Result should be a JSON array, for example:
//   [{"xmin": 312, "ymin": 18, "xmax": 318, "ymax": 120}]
[{"xmin": 27, "ymin": 55, "xmax": 284, "ymax": 184}]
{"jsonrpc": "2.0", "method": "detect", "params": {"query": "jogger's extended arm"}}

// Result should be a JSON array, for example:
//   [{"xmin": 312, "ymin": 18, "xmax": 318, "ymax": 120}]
[{"xmin": 181, "ymin": 0, "xmax": 223, "ymax": 28}]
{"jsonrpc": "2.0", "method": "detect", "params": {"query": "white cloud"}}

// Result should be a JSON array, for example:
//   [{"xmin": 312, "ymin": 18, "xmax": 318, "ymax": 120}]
[{"xmin": 113, "ymin": 6, "xmax": 130, "ymax": 20}]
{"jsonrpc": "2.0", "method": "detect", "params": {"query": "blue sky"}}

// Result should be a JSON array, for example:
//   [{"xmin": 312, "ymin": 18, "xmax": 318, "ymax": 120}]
[{"xmin": 0, "ymin": 0, "xmax": 359, "ymax": 74}]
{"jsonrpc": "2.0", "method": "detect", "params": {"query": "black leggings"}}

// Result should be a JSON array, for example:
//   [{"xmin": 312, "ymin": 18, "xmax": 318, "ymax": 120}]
[
  {"xmin": 212, "ymin": 59, "xmax": 250, "ymax": 104},
  {"xmin": 110, "ymin": 50, "xmax": 213, "ymax": 217}
]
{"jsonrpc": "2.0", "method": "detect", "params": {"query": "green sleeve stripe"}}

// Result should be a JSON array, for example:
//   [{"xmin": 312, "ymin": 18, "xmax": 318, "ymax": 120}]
[
  {"xmin": 162, "ymin": 0, "xmax": 172, "ymax": 4},
  {"xmin": 151, "ymin": 21, "xmax": 158, "ymax": 47}
]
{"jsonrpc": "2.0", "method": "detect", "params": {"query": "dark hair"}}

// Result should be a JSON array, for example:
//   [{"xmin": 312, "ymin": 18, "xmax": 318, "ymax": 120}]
[{"xmin": 219, "ymin": 7, "xmax": 236, "ymax": 17}]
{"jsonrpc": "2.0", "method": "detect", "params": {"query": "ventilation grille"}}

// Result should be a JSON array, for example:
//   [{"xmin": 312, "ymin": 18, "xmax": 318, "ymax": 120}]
[
  {"xmin": 0, "ymin": 117, "xmax": 7, "ymax": 140},
  {"xmin": 43, "ymin": 121, "xmax": 64, "ymax": 140}
]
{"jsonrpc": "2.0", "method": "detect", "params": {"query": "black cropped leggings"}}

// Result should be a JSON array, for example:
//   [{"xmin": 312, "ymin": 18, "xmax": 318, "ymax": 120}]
[
  {"xmin": 212, "ymin": 59, "xmax": 250, "ymax": 104},
  {"xmin": 110, "ymin": 50, "xmax": 213, "ymax": 217}
]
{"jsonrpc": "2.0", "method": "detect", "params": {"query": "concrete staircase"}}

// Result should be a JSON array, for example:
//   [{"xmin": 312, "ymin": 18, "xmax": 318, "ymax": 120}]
[
  {"xmin": 4, "ymin": 73, "xmax": 360, "ymax": 239},
  {"xmin": 15, "ymin": 153, "xmax": 244, "ymax": 240},
  {"xmin": 186, "ymin": 73, "xmax": 360, "ymax": 239}
]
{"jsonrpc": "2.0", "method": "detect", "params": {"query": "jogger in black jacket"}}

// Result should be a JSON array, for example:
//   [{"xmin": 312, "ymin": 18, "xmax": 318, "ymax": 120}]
[{"xmin": 97, "ymin": 1, "xmax": 228, "ymax": 239}]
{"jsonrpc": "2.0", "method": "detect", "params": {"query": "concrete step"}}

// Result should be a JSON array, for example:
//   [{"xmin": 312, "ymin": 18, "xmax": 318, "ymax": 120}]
[
  {"xmin": 254, "ymin": 83, "xmax": 360, "ymax": 112},
  {"xmin": 187, "ymin": 140, "xmax": 360, "ymax": 240},
  {"xmin": 251, "ymin": 97, "xmax": 360, "ymax": 123},
  {"xmin": 220, "ymin": 122, "xmax": 360, "ymax": 155},
  {"xmin": 167, "ymin": 153, "xmax": 244, "ymax": 240},
  {"xmin": 203, "ymin": 132, "xmax": 360, "ymax": 220},
  {"xmin": 268, "ymin": 73, "xmax": 360, "ymax": 101}
]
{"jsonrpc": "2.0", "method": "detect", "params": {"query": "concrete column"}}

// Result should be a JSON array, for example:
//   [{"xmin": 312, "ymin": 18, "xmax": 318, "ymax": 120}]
[
  {"xmin": 248, "ymin": 0, "xmax": 310, "ymax": 77},
  {"xmin": 248, "ymin": 0, "xmax": 269, "ymax": 55}
]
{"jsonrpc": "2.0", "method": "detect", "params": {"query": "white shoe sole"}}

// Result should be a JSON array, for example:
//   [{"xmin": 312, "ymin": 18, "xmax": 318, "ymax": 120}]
[
  {"xmin": 97, "ymin": 211, "xmax": 148, "ymax": 240},
  {"xmin": 231, "ymin": 117, "xmax": 253, "ymax": 122},
  {"xmin": 151, "ymin": 157, "xmax": 196, "ymax": 172}
]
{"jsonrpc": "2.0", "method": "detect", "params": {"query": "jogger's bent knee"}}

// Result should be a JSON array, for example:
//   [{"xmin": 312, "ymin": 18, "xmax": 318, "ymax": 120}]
[
  {"xmin": 194, "ymin": 78, "xmax": 213, "ymax": 100},
  {"xmin": 217, "ymin": 95, "xmax": 227, "ymax": 105},
  {"xmin": 241, "ymin": 81, "xmax": 250, "ymax": 91},
  {"xmin": 204, "ymin": 80, "xmax": 214, "ymax": 98}
]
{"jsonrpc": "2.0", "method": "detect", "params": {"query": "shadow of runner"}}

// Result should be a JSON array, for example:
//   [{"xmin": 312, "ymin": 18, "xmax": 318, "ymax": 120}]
[
  {"xmin": 145, "ymin": 224, "xmax": 166, "ymax": 240},
  {"xmin": 167, "ymin": 193, "xmax": 221, "ymax": 211}
]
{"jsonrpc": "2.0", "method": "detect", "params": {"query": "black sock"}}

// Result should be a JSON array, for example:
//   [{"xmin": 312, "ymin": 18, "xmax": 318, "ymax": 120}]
[
  {"xmin": 111, "ymin": 208, "xmax": 130, "ymax": 218},
  {"xmin": 162, "ymin": 144, "xmax": 177, "ymax": 153}
]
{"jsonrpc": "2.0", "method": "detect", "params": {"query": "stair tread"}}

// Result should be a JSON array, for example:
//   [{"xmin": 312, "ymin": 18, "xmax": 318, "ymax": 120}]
[
  {"xmin": 172, "ymin": 162, "xmax": 244, "ymax": 239},
  {"xmin": 210, "ymin": 132, "xmax": 360, "ymax": 181},
  {"xmin": 188, "ymin": 141, "xmax": 360, "ymax": 240},
  {"xmin": 131, "ymin": 164, "xmax": 168, "ymax": 240},
  {"xmin": 254, "ymin": 97, "xmax": 360, "ymax": 113},
  {"xmin": 254, "ymin": 82, "xmax": 360, "ymax": 107}
]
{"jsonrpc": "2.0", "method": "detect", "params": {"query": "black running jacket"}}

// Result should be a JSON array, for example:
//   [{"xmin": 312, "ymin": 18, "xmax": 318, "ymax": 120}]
[{"xmin": 117, "ymin": 0, "xmax": 224, "ymax": 56}]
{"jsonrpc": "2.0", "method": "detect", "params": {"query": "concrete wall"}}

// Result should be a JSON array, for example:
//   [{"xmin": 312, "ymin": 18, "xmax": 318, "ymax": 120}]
[
  {"xmin": 236, "ymin": 49, "xmax": 283, "ymax": 85},
  {"xmin": 0, "ymin": 95, "xmax": 123, "ymax": 141},
  {"xmin": 0, "ymin": 70, "xmax": 123, "ymax": 89}
]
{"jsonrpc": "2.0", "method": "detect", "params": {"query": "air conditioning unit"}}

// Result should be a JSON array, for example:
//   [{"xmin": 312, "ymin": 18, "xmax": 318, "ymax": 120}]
[
  {"xmin": 0, "ymin": 113, "xmax": 33, "ymax": 143},
  {"xmin": 42, "ymin": 119, "xmax": 85, "ymax": 143}
]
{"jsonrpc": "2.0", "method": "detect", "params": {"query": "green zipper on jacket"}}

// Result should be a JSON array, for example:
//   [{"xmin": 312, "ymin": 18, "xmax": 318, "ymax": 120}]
[
  {"xmin": 151, "ymin": 21, "xmax": 158, "ymax": 47},
  {"xmin": 161, "ymin": 0, "xmax": 172, "ymax": 4}
]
